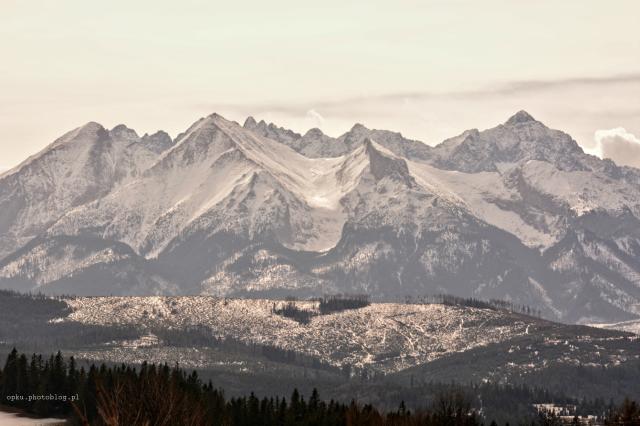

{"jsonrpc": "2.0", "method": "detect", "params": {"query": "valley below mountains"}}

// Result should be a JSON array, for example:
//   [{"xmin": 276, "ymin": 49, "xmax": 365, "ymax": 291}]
[
  {"xmin": 1, "ymin": 289, "xmax": 638, "ymax": 410},
  {"xmin": 2, "ymin": 111, "xmax": 640, "ymax": 325}
]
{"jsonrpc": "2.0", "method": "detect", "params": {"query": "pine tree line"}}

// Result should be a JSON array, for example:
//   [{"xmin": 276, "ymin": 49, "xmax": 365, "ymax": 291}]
[
  {"xmin": 2, "ymin": 349, "xmax": 638, "ymax": 425},
  {"xmin": 402, "ymin": 294, "xmax": 543, "ymax": 318},
  {"xmin": 318, "ymin": 295, "xmax": 370, "ymax": 315},
  {"xmin": 272, "ymin": 302, "xmax": 315, "ymax": 324},
  {"xmin": 0, "ymin": 349, "xmax": 484, "ymax": 425},
  {"xmin": 271, "ymin": 295, "xmax": 372, "ymax": 325}
]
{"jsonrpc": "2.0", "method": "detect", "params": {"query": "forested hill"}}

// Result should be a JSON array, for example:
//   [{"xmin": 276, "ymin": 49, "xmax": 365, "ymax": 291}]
[
  {"xmin": 2, "ymin": 349, "xmax": 639, "ymax": 425},
  {"xmin": 0, "ymin": 348, "xmax": 482, "ymax": 425}
]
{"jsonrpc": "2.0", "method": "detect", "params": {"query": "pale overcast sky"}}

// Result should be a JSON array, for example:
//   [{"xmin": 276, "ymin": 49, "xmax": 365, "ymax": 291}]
[{"xmin": 1, "ymin": 0, "xmax": 639, "ymax": 170}]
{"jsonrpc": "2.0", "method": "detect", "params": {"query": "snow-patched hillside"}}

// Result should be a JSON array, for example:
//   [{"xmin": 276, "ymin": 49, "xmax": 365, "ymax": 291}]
[
  {"xmin": 64, "ymin": 297, "xmax": 540, "ymax": 373},
  {"xmin": 61, "ymin": 297, "xmax": 637, "ymax": 375},
  {"xmin": 2, "ymin": 111, "xmax": 640, "ymax": 324}
]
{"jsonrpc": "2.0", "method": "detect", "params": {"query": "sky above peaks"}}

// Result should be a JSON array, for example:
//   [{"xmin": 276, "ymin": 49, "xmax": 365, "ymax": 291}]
[{"xmin": 1, "ymin": 0, "xmax": 639, "ymax": 170}]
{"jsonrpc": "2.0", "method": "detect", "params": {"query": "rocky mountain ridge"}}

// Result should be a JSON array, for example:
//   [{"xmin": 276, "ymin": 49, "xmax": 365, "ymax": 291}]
[{"xmin": 1, "ymin": 111, "xmax": 640, "ymax": 324}]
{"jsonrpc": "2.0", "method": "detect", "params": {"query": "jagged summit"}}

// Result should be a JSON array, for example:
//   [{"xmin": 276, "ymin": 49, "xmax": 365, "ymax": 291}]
[
  {"xmin": 350, "ymin": 123, "xmax": 369, "ymax": 133},
  {"xmin": 110, "ymin": 124, "xmax": 140, "ymax": 142},
  {"xmin": 142, "ymin": 130, "xmax": 170, "ymax": 139},
  {"xmin": 303, "ymin": 128, "xmax": 325, "ymax": 138},
  {"xmin": 241, "ymin": 116, "xmax": 270, "ymax": 131},
  {"xmin": 243, "ymin": 116, "xmax": 258, "ymax": 129},
  {"xmin": 429, "ymin": 109, "xmax": 593, "ymax": 173},
  {"xmin": 140, "ymin": 131, "xmax": 174, "ymax": 154},
  {"xmin": 363, "ymin": 138, "xmax": 414, "ymax": 185},
  {"xmin": 241, "ymin": 116, "xmax": 301, "ymax": 149},
  {"xmin": 505, "ymin": 110, "xmax": 537, "ymax": 126},
  {"xmin": 244, "ymin": 117, "xmax": 432, "ymax": 161}
]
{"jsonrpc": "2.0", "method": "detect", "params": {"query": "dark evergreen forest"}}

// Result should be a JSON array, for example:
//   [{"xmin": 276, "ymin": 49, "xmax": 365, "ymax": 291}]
[{"xmin": 1, "ymin": 349, "xmax": 639, "ymax": 425}]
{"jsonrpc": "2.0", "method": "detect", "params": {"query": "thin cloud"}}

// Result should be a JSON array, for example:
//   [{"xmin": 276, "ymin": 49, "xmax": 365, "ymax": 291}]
[
  {"xmin": 493, "ymin": 73, "xmax": 640, "ymax": 95},
  {"xmin": 196, "ymin": 72, "xmax": 640, "ymax": 113}
]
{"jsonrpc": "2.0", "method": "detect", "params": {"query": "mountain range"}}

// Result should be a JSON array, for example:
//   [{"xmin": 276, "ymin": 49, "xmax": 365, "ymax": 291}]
[{"xmin": 2, "ymin": 110, "xmax": 640, "ymax": 324}]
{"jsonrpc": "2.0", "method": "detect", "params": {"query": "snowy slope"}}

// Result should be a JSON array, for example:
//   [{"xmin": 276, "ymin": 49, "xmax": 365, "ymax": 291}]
[
  {"xmin": 49, "ymin": 114, "xmax": 371, "ymax": 255},
  {"xmin": 0, "ymin": 122, "xmax": 172, "ymax": 259}
]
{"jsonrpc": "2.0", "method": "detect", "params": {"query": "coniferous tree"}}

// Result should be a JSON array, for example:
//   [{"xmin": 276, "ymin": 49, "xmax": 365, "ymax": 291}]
[{"xmin": 1, "ymin": 348, "xmax": 18, "ymax": 397}]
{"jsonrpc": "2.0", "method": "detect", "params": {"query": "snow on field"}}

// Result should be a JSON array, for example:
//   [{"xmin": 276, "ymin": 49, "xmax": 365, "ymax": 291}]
[
  {"xmin": 65, "ymin": 297, "xmax": 534, "ymax": 373},
  {"xmin": 0, "ymin": 411, "xmax": 66, "ymax": 425}
]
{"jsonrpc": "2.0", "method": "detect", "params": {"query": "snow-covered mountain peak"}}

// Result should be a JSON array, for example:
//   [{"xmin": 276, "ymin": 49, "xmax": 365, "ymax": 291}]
[
  {"xmin": 171, "ymin": 114, "xmax": 234, "ymax": 147},
  {"xmin": 170, "ymin": 113, "xmax": 232, "ymax": 142},
  {"xmin": 431, "ymin": 112, "xmax": 587, "ymax": 173},
  {"xmin": 4, "ymin": 111, "xmax": 640, "ymax": 324},
  {"xmin": 505, "ymin": 110, "xmax": 537, "ymax": 126},
  {"xmin": 0, "ymin": 119, "xmax": 167, "ymax": 258},
  {"xmin": 49, "ymin": 121, "xmax": 109, "ymax": 148}
]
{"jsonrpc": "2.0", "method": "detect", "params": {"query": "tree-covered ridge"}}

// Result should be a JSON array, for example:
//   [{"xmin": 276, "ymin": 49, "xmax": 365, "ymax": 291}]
[
  {"xmin": 1, "ymin": 291, "xmax": 638, "ymax": 424},
  {"xmin": 0, "ymin": 348, "xmax": 483, "ymax": 425},
  {"xmin": 2, "ymin": 349, "xmax": 639, "ymax": 425}
]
